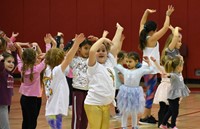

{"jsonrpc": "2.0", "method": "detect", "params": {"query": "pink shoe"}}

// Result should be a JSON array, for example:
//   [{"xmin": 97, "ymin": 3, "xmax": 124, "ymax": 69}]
[
  {"xmin": 159, "ymin": 124, "xmax": 168, "ymax": 129},
  {"xmin": 171, "ymin": 126, "xmax": 178, "ymax": 129}
]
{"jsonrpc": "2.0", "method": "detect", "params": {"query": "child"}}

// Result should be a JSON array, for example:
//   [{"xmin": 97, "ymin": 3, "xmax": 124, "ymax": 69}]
[
  {"xmin": 84, "ymin": 23, "xmax": 124, "ymax": 129},
  {"xmin": 139, "ymin": 5, "xmax": 174, "ymax": 124},
  {"xmin": 154, "ymin": 26, "xmax": 182, "ymax": 128},
  {"xmin": 115, "ymin": 52, "xmax": 153, "ymax": 129},
  {"xmin": 16, "ymin": 44, "xmax": 45, "ymax": 129},
  {"xmin": 0, "ymin": 50, "xmax": 17, "ymax": 129},
  {"xmin": 160, "ymin": 55, "xmax": 190, "ymax": 129},
  {"xmin": 161, "ymin": 26, "xmax": 182, "ymax": 59},
  {"xmin": 44, "ymin": 33, "xmax": 85, "ymax": 129},
  {"xmin": 151, "ymin": 56, "xmax": 171, "ymax": 128},
  {"xmin": 70, "ymin": 38, "xmax": 92, "ymax": 129},
  {"xmin": 113, "ymin": 50, "xmax": 126, "ymax": 118}
]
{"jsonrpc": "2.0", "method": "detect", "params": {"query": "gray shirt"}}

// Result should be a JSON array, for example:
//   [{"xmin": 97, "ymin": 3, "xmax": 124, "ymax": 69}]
[{"xmin": 168, "ymin": 73, "xmax": 190, "ymax": 99}]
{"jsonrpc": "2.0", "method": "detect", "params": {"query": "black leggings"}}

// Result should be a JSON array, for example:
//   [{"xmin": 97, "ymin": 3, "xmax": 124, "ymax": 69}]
[
  {"xmin": 158, "ymin": 102, "xmax": 169, "ymax": 127},
  {"xmin": 162, "ymin": 98, "xmax": 180, "ymax": 128},
  {"xmin": 20, "ymin": 95, "xmax": 42, "ymax": 129}
]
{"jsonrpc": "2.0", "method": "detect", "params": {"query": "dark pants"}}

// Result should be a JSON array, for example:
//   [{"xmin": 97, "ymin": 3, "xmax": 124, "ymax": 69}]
[
  {"xmin": 115, "ymin": 89, "xmax": 120, "ymax": 114},
  {"xmin": 66, "ymin": 77, "xmax": 73, "ymax": 106},
  {"xmin": 71, "ymin": 88, "xmax": 88, "ymax": 129},
  {"xmin": 20, "ymin": 95, "xmax": 42, "ymax": 129},
  {"xmin": 158, "ymin": 102, "xmax": 169, "ymax": 127},
  {"xmin": 162, "ymin": 98, "xmax": 180, "ymax": 128}
]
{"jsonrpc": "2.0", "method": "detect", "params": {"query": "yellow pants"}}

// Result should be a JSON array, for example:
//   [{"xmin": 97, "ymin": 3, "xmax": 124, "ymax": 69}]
[{"xmin": 84, "ymin": 104, "xmax": 110, "ymax": 129}]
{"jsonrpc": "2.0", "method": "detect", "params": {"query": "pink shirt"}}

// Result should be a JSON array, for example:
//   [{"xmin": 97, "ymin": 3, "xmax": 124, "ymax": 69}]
[{"xmin": 17, "ymin": 56, "xmax": 45, "ymax": 97}]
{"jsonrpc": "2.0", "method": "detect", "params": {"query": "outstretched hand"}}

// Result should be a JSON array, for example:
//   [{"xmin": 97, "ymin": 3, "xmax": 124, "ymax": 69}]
[
  {"xmin": 166, "ymin": 5, "xmax": 175, "ymax": 16},
  {"xmin": 102, "ymin": 30, "xmax": 109, "ymax": 38}
]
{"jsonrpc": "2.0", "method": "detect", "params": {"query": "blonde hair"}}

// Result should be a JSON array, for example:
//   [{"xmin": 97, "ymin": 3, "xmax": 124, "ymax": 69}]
[
  {"xmin": 164, "ymin": 55, "xmax": 183, "ymax": 73},
  {"xmin": 45, "ymin": 48, "xmax": 65, "ymax": 70}
]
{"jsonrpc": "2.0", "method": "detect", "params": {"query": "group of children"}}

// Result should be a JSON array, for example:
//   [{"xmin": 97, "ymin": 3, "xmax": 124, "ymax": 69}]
[{"xmin": 0, "ymin": 5, "xmax": 190, "ymax": 129}]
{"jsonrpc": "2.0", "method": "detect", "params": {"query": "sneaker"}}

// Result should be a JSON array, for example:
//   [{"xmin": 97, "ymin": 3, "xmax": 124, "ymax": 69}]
[
  {"xmin": 139, "ymin": 115, "xmax": 157, "ymax": 124},
  {"xmin": 159, "ymin": 124, "xmax": 168, "ymax": 129},
  {"xmin": 148, "ymin": 115, "xmax": 158, "ymax": 122}
]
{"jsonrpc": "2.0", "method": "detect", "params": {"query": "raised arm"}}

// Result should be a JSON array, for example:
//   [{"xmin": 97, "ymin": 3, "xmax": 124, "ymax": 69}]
[
  {"xmin": 110, "ymin": 23, "xmax": 124, "ymax": 57},
  {"xmin": 61, "ymin": 33, "xmax": 85, "ymax": 72},
  {"xmin": 88, "ymin": 37, "xmax": 112, "ymax": 66},
  {"xmin": 148, "ymin": 5, "xmax": 174, "ymax": 46},
  {"xmin": 168, "ymin": 26, "xmax": 182, "ymax": 51},
  {"xmin": 139, "ymin": 9, "xmax": 156, "ymax": 34}
]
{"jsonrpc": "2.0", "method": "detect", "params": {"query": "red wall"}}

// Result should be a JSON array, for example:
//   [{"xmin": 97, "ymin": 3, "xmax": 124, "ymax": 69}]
[{"xmin": 1, "ymin": 0, "xmax": 200, "ymax": 80}]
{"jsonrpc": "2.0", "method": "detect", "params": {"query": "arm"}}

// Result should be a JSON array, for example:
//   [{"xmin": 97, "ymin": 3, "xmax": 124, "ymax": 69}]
[
  {"xmin": 88, "ymin": 37, "xmax": 112, "ymax": 66},
  {"xmin": 150, "ymin": 56, "xmax": 165, "ymax": 74},
  {"xmin": 110, "ymin": 23, "xmax": 124, "ymax": 57},
  {"xmin": 148, "ymin": 5, "xmax": 174, "ymax": 47},
  {"xmin": 61, "ymin": 33, "xmax": 85, "ymax": 72},
  {"xmin": 139, "ymin": 9, "xmax": 156, "ymax": 33},
  {"xmin": 168, "ymin": 26, "xmax": 182, "ymax": 51}
]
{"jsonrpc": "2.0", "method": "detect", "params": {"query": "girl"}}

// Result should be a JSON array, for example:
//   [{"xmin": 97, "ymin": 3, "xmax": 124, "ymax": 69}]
[
  {"xmin": 160, "ymin": 55, "xmax": 190, "ymax": 129},
  {"xmin": 44, "ymin": 33, "xmax": 85, "ymax": 129},
  {"xmin": 116, "ymin": 52, "xmax": 153, "ymax": 129},
  {"xmin": 16, "ymin": 45, "xmax": 45, "ymax": 129},
  {"xmin": 84, "ymin": 23, "xmax": 124, "ymax": 129},
  {"xmin": 151, "ymin": 56, "xmax": 171, "ymax": 128},
  {"xmin": 139, "ymin": 5, "xmax": 174, "ymax": 124},
  {"xmin": 161, "ymin": 26, "xmax": 182, "ymax": 59},
  {"xmin": 0, "ymin": 49, "xmax": 17, "ymax": 129},
  {"xmin": 70, "ymin": 38, "xmax": 92, "ymax": 129},
  {"xmin": 113, "ymin": 50, "xmax": 126, "ymax": 118},
  {"xmin": 154, "ymin": 26, "xmax": 182, "ymax": 127}
]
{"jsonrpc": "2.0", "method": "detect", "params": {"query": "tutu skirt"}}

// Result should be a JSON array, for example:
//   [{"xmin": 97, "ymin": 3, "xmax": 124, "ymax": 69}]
[
  {"xmin": 117, "ymin": 85, "xmax": 145, "ymax": 114},
  {"xmin": 153, "ymin": 78, "xmax": 171, "ymax": 105}
]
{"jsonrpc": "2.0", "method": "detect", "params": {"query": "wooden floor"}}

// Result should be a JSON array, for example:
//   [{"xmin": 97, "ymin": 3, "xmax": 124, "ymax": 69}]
[{"xmin": 9, "ymin": 85, "xmax": 200, "ymax": 129}]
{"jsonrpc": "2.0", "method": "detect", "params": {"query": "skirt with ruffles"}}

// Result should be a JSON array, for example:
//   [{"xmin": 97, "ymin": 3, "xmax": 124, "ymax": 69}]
[
  {"xmin": 116, "ymin": 85, "xmax": 145, "ymax": 114},
  {"xmin": 153, "ymin": 78, "xmax": 171, "ymax": 105}
]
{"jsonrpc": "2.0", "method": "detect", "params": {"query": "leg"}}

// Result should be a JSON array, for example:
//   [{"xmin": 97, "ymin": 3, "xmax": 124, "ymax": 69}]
[
  {"xmin": 0, "ymin": 105, "xmax": 10, "ymax": 129},
  {"xmin": 140, "ymin": 74, "xmax": 157, "ymax": 124},
  {"xmin": 84, "ymin": 104, "xmax": 103, "ymax": 129},
  {"xmin": 158, "ymin": 102, "xmax": 168, "ymax": 127},
  {"xmin": 169, "ymin": 98, "xmax": 180, "ymax": 128},
  {"xmin": 71, "ymin": 90, "xmax": 88, "ymax": 129},
  {"xmin": 121, "ymin": 112, "xmax": 129, "ymax": 128},
  {"xmin": 46, "ymin": 115, "xmax": 63, "ymax": 129},
  {"xmin": 115, "ymin": 89, "xmax": 120, "ymax": 114},
  {"xmin": 101, "ymin": 105, "xmax": 110, "ymax": 129},
  {"xmin": 131, "ymin": 111, "xmax": 138, "ymax": 128}
]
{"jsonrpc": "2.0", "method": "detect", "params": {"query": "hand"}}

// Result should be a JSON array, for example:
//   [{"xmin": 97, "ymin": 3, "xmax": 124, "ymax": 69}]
[
  {"xmin": 150, "ymin": 56, "xmax": 156, "ymax": 62},
  {"xmin": 44, "ymin": 34, "xmax": 51, "ymax": 44},
  {"xmin": 12, "ymin": 32, "xmax": 19, "ymax": 38},
  {"xmin": 88, "ymin": 35, "xmax": 99, "ymax": 41},
  {"xmin": 57, "ymin": 32, "xmax": 64, "ymax": 37},
  {"xmin": 143, "ymin": 56, "xmax": 150, "ymax": 64},
  {"xmin": 102, "ymin": 30, "xmax": 109, "ymax": 38},
  {"xmin": 146, "ymin": 9, "xmax": 156, "ymax": 14},
  {"xmin": 74, "ymin": 33, "xmax": 85, "ymax": 45},
  {"xmin": 166, "ymin": 5, "xmax": 175, "ymax": 16}
]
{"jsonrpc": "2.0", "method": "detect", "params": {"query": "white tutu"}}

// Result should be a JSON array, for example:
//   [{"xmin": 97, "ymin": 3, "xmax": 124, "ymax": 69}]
[
  {"xmin": 153, "ymin": 78, "xmax": 171, "ymax": 105},
  {"xmin": 117, "ymin": 85, "xmax": 145, "ymax": 114}
]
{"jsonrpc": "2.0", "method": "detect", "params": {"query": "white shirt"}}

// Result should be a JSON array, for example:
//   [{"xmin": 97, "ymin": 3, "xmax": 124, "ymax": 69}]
[
  {"xmin": 142, "ymin": 42, "xmax": 160, "ymax": 74},
  {"xmin": 84, "ymin": 53, "xmax": 116, "ymax": 105},
  {"xmin": 45, "ymin": 65, "xmax": 69, "ymax": 116}
]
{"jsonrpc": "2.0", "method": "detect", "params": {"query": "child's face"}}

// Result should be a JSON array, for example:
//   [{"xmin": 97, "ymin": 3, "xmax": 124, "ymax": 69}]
[
  {"xmin": 127, "ymin": 58, "xmax": 138, "ymax": 69},
  {"xmin": 175, "ymin": 34, "xmax": 182, "ymax": 49},
  {"xmin": 96, "ymin": 44, "xmax": 108, "ymax": 64},
  {"xmin": 4, "ymin": 56, "xmax": 15, "ymax": 71},
  {"xmin": 79, "ymin": 44, "xmax": 91, "ymax": 58}
]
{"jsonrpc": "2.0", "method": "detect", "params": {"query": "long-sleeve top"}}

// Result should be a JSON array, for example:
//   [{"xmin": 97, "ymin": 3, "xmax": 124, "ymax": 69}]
[
  {"xmin": 17, "ymin": 56, "xmax": 45, "ymax": 97},
  {"xmin": 0, "ymin": 51, "xmax": 17, "ymax": 105}
]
